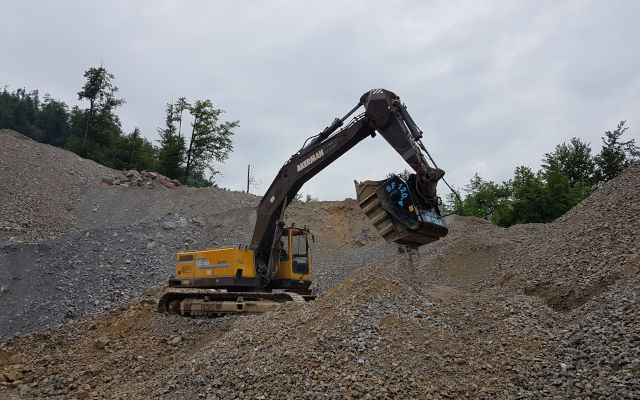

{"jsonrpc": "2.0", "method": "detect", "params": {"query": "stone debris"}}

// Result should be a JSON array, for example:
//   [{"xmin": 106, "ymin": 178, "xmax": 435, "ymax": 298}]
[
  {"xmin": 101, "ymin": 170, "xmax": 182, "ymax": 189},
  {"xmin": 0, "ymin": 128, "xmax": 639, "ymax": 399}
]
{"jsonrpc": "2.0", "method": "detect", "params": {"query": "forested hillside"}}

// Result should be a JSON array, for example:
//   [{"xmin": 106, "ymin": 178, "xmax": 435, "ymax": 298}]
[{"xmin": 1, "ymin": 67, "xmax": 237, "ymax": 187}]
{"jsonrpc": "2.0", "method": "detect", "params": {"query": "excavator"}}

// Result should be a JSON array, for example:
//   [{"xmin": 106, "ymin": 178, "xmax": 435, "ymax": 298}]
[{"xmin": 158, "ymin": 88, "xmax": 449, "ymax": 316}]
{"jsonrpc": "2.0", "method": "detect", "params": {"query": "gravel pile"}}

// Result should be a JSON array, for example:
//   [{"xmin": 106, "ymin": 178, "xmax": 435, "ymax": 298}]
[
  {"xmin": 0, "ymin": 130, "xmax": 118, "ymax": 241},
  {"xmin": 496, "ymin": 163, "xmax": 640, "ymax": 312},
  {"xmin": 0, "ymin": 130, "xmax": 639, "ymax": 399}
]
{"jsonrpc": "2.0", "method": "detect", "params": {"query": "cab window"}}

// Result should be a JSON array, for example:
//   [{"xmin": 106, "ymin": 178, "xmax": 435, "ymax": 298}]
[
  {"xmin": 279, "ymin": 233, "xmax": 289, "ymax": 261},
  {"xmin": 291, "ymin": 231, "xmax": 309, "ymax": 275}
]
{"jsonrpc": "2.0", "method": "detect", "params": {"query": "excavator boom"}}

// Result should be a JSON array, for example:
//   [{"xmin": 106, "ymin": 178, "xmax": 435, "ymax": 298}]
[{"xmin": 250, "ymin": 89, "xmax": 448, "ymax": 281}]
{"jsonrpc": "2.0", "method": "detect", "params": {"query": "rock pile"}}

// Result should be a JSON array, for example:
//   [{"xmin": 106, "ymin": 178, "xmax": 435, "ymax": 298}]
[{"xmin": 101, "ymin": 170, "xmax": 182, "ymax": 188}]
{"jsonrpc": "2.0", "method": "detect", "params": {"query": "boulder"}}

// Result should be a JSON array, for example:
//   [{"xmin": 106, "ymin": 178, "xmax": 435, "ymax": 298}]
[{"xmin": 94, "ymin": 336, "xmax": 110, "ymax": 349}]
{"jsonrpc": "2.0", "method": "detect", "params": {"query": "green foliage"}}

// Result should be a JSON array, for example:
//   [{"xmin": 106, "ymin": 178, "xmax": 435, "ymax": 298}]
[
  {"xmin": 157, "ymin": 102, "xmax": 186, "ymax": 180},
  {"xmin": 446, "ymin": 174, "xmax": 510, "ymax": 221},
  {"xmin": 173, "ymin": 97, "xmax": 190, "ymax": 137},
  {"xmin": 449, "ymin": 121, "xmax": 637, "ymax": 227},
  {"xmin": 292, "ymin": 193, "xmax": 319, "ymax": 203},
  {"xmin": 304, "ymin": 194, "xmax": 319, "ymax": 202},
  {"xmin": 594, "ymin": 121, "xmax": 640, "ymax": 184},
  {"xmin": 1, "ymin": 73, "xmax": 166, "ymax": 180},
  {"xmin": 156, "ymin": 97, "xmax": 237, "ymax": 185},
  {"xmin": 186, "ymin": 168, "xmax": 215, "ymax": 187},
  {"xmin": 37, "ymin": 95, "xmax": 71, "ymax": 146},
  {"xmin": 449, "ymin": 164, "xmax": 594, "ymax": 228},
  {"xmin": 183, "ymin": 99, "xmax": 238, "ymax": 183},
  {"xmin": 75, "ymin": 67, "xmax": 125, "ymax": 150},
  {"xmin": 63, "ymin": 66, "xmax": 126, "ymax": 164},
  {"xmin": 104, "ymin": 128, "xmax": 158, "ymax": 171},
  {"xmin": 542, "ymin": 137, "xmax": 595, "ymax": 186},
  {"xmin": 0, "ymin": 88, "xmax": 71, "ymax": 146},
  {"xmin": 542, "ymin": 167, "xmax": 590, "ymax": 219},
  {"xmin": 494, "ymin": 166, "xmax": 544, "ymax": 226},
  {"xmin": 386, "ymin": 169, "xmax": 412, "ymax": 180}
]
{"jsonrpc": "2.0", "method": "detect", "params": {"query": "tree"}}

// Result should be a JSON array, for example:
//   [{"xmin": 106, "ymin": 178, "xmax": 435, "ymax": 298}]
[
  {"xmin": 186, "ymin": 168, "xmax": 215, "ymax": 187},
  {"xmin": 76, "ymin": 67, "xmax": 125, "ymax": 144},
  {"xmin": 386, "ymin": 169, "xmax": 412, "ymax": 180},
  {"xmin": 68, "ymin": 67, "xmax": 125, "ymax": 162},
  {"xmin": 35, "ymin": 94, "xmax": 71, "ymax": 146},
  {"xmin": 542, "ymin": 137, "xmax": 595, "ymax": 186},
  {"xmin": 104, "ymin": 128, "xmax": 157, "ymax": 171},
  {"xmin": 455, "ymin": 174, "xmax": 510, "ymax": 220},
  {"xmin": 443, "ymin": 185, "xmax": 464, "ymax": 215},
  {"xmin": 292, "ymin": 193, "xmax": 319, "ymax": 203},
  {"xmin": 173, "ymin": 97, "xmax": 191, "ymax": 137},
  {"xmin": 0, "ymin": 87, "xmax": 72, "ymax": 146},
  {"xmin": 304, "ymin": 194, "xmax": 319, "ymax": 202},
  {"xmin": 594, "ymin": 121, "xmax": 639, "ymax": 184},
  {"xmin": 183, "ymin": 99, "xmax": 238, "ymax": 183},
  {"xmin": 541, "ymin": 166, "xmax": 590, "ymax": 221},
  {"xmin": 489, "ymin": 166, "xmax": 553, "ymax": 227},
  {"xmin": 157, "ymin": 102, "xmax": 186, "ymax": 179},
  {"xmin": 247, "ymin": 164, "xmax": 259, "ymax": 193}
]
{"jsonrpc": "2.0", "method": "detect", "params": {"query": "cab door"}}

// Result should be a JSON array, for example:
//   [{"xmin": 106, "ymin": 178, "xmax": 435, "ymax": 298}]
[
  {"xmin": 290, "ymin": 230, "xmax": 310, "ymax": 275},
  {"xmin": 276, "ymin": 230, "xmax": 291, "ymax": 274}
]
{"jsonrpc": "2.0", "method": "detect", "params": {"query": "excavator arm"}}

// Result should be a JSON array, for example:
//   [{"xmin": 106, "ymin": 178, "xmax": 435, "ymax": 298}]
[{"xmin": 249, "ymin": 89, "xmax": 448, "ymax": 284}]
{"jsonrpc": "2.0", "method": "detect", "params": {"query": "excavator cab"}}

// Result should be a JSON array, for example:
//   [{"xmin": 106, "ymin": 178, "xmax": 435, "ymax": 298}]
[{"xmin": 273, "ymin": 227, "xmax": 312, "ymax": 291}]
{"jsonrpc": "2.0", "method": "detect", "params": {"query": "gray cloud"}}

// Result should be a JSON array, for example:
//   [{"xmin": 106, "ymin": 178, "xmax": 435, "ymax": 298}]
[{"xmin": 3, "ymin": 0, "xmax": 639, "ymax": 199}]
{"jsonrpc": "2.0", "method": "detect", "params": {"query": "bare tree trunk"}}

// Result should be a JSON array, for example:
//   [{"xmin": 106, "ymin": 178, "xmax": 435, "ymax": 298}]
[{"xmin": 247, "ymin": 164, "xmax": 250, "ymax": 193}]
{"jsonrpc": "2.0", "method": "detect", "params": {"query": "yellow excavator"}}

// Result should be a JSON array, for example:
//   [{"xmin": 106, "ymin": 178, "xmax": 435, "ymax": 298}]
[{"xmin": 158, "ymin": 88, "xmax": 449, "ymax": 316}]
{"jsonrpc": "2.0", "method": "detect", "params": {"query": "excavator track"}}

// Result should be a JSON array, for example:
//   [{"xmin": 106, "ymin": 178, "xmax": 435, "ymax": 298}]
[{"xmin": 158, "ymin": 288, "xmax": 314, "ymax": 317}]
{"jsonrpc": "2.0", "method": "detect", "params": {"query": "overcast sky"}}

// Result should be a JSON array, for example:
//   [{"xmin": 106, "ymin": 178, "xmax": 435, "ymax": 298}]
[{"xmin": 3, "ymin": 0, "xmax": 639, "ymax": 200}]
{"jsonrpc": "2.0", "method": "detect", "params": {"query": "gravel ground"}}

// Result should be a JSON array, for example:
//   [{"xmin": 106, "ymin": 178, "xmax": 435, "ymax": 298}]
[{"xmin": 0, "ymin": 130, "xmax": 639, "ymax": 399}]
